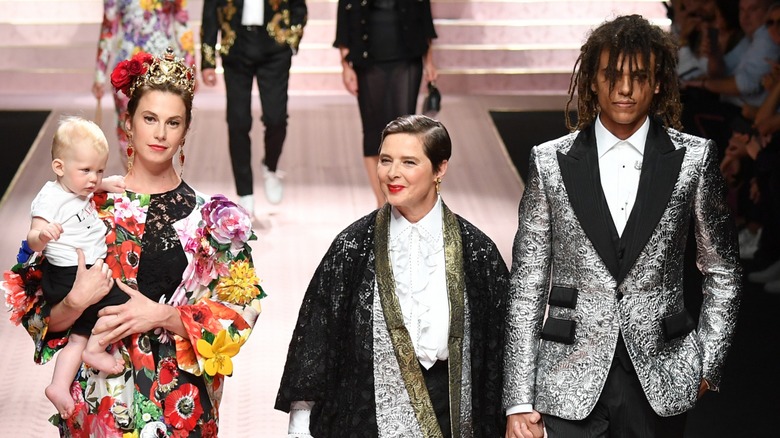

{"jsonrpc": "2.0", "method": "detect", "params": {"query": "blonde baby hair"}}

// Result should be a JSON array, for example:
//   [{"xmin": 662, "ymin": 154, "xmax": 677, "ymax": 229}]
[{"xmin": 51, "ymin": 116, "xmax": 109, "ymax": 161}]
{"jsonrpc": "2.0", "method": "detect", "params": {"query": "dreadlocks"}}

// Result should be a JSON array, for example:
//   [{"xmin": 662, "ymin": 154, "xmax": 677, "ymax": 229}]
[{"xmin": 565, "ymin": 14, "xmax": 681, "ymax": 132}]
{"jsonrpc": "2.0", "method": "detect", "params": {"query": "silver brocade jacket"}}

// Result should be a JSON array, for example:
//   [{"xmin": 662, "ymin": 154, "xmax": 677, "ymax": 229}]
[{"xmin": 503, "ymin": 119, "xmax": 742, "ymax": 420}]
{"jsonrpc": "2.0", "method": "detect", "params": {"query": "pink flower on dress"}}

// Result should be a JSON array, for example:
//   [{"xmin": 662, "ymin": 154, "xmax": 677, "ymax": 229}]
[
  {"xmin": 113, "ymin": 196, "xmax": 146, "ymax": 223},
  {"xmin": 201, "ymin": 195, "xmax": 252, "ymax": 246}
]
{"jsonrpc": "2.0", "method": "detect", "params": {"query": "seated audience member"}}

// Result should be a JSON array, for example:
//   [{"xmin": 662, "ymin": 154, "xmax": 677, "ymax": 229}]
[
  {"xmin": 725, "ymin": 6, "xmax": 780, "ymax": 288},
  {"xmin": 676, "ymin": 0, "xmax": 716, "ymax": 80},
  {"xmin": 682, "ymin": 0, "xmax": 780, "ymax": 153}
]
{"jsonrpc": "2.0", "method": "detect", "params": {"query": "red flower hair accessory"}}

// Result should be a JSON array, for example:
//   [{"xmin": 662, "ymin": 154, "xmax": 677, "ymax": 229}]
[{"xmin": 110, "ymin": 52, "xmax": 154, "ymax": 97}]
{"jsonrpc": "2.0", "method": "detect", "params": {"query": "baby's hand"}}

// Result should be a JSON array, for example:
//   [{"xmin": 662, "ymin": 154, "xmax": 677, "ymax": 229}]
[
  {"xmin": 39, "ymin": 222, "xmax": 63, "ymax": 245},
  {"xmin": 99, "ymin": 175, "xmax": 126, "ymax": 193}
]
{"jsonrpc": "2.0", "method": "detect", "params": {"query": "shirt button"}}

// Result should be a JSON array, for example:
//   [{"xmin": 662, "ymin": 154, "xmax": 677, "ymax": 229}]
[{"xmin": 362, "ymin": 51, "xmax": 368, "ymax": 58}]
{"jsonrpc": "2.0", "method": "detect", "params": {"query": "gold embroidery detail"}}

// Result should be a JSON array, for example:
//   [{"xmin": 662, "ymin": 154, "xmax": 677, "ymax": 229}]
[
  {"xmin": 202, "ymin": 43, "xmax": 216, "ymax": 67},
  {"xmin": 442, "ymin": 203, "xmax": 465, "ymax": 438},
  {"xmin": 218, "ymin": 1, "xmax": 237, "ymax": 55},
  {"xmin": 266, "ymin": 7, "xmax": 305, "ymax": 50}
]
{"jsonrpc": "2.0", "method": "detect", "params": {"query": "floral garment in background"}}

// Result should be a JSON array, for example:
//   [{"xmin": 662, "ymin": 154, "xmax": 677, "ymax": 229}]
[
  {"xmin": 2, "ymin": 185, "xmax": 264, "ymax": 437},
  {"xmin": 95, "ymin": 0, "xmax": 195, "ymax": 156}
]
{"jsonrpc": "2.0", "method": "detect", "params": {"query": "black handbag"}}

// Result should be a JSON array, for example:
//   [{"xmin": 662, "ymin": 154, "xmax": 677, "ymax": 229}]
[{"xmin": 422, "ymin": 81, "xmax": 441, "ymax": 117}]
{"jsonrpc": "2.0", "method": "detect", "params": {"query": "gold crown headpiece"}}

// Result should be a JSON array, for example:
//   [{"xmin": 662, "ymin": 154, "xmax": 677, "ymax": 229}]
[{"xmin": 111, "ymin": 47, "xmax": 195, "ymax": 98}]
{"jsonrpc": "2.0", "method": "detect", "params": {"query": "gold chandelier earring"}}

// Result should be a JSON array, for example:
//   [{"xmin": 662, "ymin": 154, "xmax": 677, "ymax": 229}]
[
  {"xmin": 126, "ymin": 133, "xmax": 134, "ymax": 172},
  {"xmin": 435, "ymin": 177, "xmax": 442, "ymax": 194},
  {"xmin": 178, "ymin": 139, "xmax": 186, "ymax": 178}
]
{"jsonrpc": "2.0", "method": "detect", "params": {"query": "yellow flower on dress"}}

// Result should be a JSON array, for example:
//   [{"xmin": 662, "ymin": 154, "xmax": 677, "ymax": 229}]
[
  {"xmin": 180, "ymin": 30, "xmax": 194, "ymax": 53},
  {"xmin": 214, "ymin": 259, "xmax": 259, "ymax": 305},
  {"xmin": 123, "ymin": 431, "xmax": 139, "ymax": 438},
  {"xmin": 140, "ymin": 0, "xmax": 155, "ymax": 11},
  {"xmin": 197, "ymin": 329, "xmax": 241, "ymax": 376}
]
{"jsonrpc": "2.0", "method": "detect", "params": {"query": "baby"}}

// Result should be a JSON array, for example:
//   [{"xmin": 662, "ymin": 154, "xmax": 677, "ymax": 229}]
[{"xmin": 27, "ymin": 116, "xmax": 126, "ymax": 419}]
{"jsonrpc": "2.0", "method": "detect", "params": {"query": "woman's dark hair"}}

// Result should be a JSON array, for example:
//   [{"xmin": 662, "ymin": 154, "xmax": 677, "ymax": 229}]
[
  {"xmin": 127, "ymin": 81, "xmax": 194, "ymax": 129},
  {"xmin": 565, "ymin": 14, "xmax": 681, "ymax": 131},
  {"xmin": 380, "ymin": 114, "xmax": 452, "ymax": 172}
]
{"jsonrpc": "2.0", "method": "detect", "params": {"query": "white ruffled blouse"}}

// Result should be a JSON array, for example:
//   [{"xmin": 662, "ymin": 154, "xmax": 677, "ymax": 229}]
[{"xmin": 389, "ymin": 196, "xmax": 450, "ymax": 369}]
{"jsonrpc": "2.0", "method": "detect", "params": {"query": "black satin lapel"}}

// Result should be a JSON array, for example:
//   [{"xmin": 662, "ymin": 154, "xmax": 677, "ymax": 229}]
[
  {"xmin": 558, "ymin": 129, "xmax": 620, "ymax": 280},
  {"xmin": 617, "ymin": 124, "xmax": 686, "ymax": 283}
]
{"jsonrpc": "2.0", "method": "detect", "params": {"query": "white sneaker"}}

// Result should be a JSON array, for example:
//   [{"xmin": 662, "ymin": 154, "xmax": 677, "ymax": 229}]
[
  {"xmin": 739, "ymin": 228, "xmax": 761, "ymax": 260},
  {"xmin": 263, "ymin": 164, "xmax": 283, "ymax": 205},
  {"xmin": 238, "ymin": 194, "xmax": 254, "ymax": 216},
  {"xmin": 748, "ymin": 258, "xmax": 780, "ymax": 284},
  {"xmin": 766, "ymin": 279, "xmax": 780, "ymax": 293}
]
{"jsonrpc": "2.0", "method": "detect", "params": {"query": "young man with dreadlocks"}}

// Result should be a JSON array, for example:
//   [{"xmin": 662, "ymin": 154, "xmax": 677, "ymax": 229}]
[{"xmin": 502, "ymin": 15, "xmax": 742, "ymax": 438}]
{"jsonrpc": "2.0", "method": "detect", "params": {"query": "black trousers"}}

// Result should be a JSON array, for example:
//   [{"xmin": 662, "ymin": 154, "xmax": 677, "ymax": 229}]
[
  {"xmin": 421, "ymin": 359, "xmax": 452, "ymax": 438},
  {"xmin": 222, "ymin": 26, "xmax": 292, "ymax": 196},
  {"xmin": 543, "ymin": 354, "xmax": 687, "ymax": 438},
  {"xmin": 355, "ymin": 59, "xmax": 423, "ymax": 157}
]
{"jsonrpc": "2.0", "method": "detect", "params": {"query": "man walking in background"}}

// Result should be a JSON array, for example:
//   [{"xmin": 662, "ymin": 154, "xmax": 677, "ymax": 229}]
[{"xmin": 201, "ymin": 0, "xmax": 307, "ymax": 216}]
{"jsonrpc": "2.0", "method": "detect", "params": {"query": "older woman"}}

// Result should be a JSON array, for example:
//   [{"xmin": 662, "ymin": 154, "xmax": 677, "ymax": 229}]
[
  {"xmin": 276, "ymin": 115, "xmax": 507, "ymax": 437},
  {"xmin": 4, "ymin": 49, "xmax": 263, "ymax": 436}
]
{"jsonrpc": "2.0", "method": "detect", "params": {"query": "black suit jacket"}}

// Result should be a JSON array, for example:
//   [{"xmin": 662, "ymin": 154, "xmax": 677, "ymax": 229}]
[
  {"xmin": 333, "ymin": 0, "xmax": 436, "ymax": 66},
  {"xmin": 201, "ymin": 0, "xmax": 307, "ymax": 69}
]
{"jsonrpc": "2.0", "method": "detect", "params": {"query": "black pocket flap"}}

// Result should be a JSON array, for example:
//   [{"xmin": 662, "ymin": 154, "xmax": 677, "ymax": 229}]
[
  {"xmin": 549, "ymin": 286, "xmax": 578, "ymax": 309},
  {"xmin": 540, "ymin": 317, "xmax": 576, "ymax": 344},
  {"xmin": 661, "ymin": 309, "xmax": 696, "ymax": 341}
]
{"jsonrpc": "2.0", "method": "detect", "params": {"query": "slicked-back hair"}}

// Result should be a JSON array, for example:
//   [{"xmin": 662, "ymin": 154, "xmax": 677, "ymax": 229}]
[
  {"xmin": 380, "ymin": 114, "xmax": 452, "ymax": 173},
  {"xmin": 565, "ymin": 14, "xmax": 682, "ymax": 132}
]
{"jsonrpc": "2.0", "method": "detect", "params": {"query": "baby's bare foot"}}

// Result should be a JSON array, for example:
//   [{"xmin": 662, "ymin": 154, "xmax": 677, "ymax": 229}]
[
  {"xmin": 82, "ymin": 349, "xmax": 125, "ymax": 375},
  {"xmin": 45, "ymin": 384, "xmax": 74, "ymax": 419}
]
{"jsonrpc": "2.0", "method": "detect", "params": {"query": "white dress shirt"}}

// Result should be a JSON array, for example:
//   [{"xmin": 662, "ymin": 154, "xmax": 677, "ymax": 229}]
[
  {"xmin": 242, "ymin": 0, "xmax": 264, "ymax": 26},
  {"xmin": 595, "ymin": 115, "xmax": 648, "ymax": 237},
  {"xmin": 506, "ymin": 115, "xmax": 649, "ymax": 417}
]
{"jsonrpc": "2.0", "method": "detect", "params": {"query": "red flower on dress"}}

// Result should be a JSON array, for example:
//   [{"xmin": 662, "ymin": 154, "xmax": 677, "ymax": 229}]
[
  {"xmin": 172, "ymin": 428, "xmax": 191, "ymax": 438},
  {"xmin": 201, "ymin": 419, "xmax": 218, "ymax": 437},
  {"xmin": 157, "ymin": 358, "xmax": 179, "ymax": 392},
  {"xmin": 47, "ymin": 336, "xmax": 68, "ymax": 349},
  {"xmin": 3, "ymin": 269, "xmax": 40, "ymax": 325},
  {"xmin": 107, "ymin": 239, "xmax": 141, "ymax": 281},
  {"xmin": 130, "ymin": 333, "xmax": 155, "ymax": 372},
  {"xmin": 164, "ymin": 383, "xmax": 203, "ymax": 432},
  {"xmin": 115, "ymin": 215, "xmax": 145, "ymax": 240},
  {"xmin": 86, "ymin": 396, "xmax": 123, "ymax": 437}
]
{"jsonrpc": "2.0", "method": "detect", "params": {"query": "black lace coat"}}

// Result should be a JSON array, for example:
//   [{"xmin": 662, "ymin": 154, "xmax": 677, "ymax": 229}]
[{"xmin": 275, "ymin": 210, "xmax": 508, "ymax": 437}]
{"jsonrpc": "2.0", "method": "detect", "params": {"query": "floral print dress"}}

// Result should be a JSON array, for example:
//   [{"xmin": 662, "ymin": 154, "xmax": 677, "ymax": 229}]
[
  {"xmin": 95, "ymin": 0, "xmax": 195, "ymax": 156},
  {"xmin": 3, "ymin": 183, "xmax": 264, "ymax": 437}
]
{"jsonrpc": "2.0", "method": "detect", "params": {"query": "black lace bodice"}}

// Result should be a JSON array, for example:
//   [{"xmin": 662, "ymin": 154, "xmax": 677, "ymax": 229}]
[{"xmin": 132, "ymin": 182, "xmax": 195, "ymax": 302}]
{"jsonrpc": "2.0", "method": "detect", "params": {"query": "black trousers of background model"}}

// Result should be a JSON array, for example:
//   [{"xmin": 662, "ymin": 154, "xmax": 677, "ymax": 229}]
[
  {"xmin": 543, "ymin": 339, "xmax": 687, "ymax": 438},
  {"xmin": 222, "ymin": 26, "xmax": 292, "ymax": 196},
  {"xmin": 355, "ymin": 59, "xmax": 423, "ymax": 157}
]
